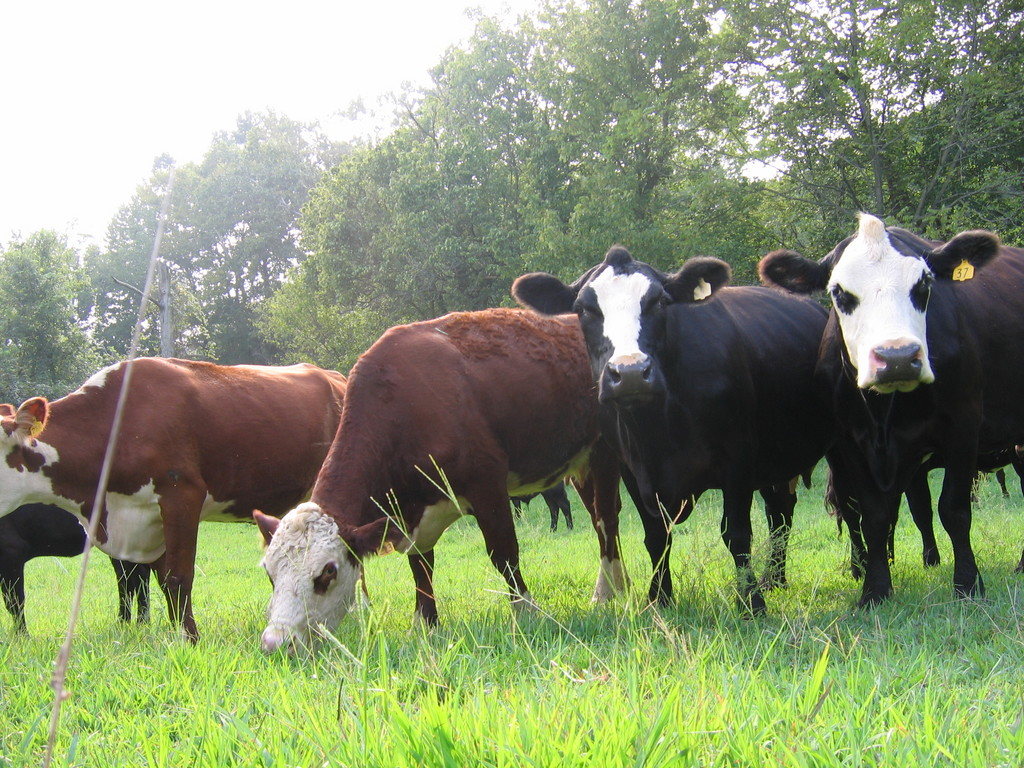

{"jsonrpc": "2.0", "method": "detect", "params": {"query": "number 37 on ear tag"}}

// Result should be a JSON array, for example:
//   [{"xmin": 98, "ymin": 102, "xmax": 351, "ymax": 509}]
[{"xmin": 952, "ymin": 259, "xmax": 975, "ymax": 281}]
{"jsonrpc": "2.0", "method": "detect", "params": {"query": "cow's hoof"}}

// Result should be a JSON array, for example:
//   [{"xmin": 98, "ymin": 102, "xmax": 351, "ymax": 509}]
[
  {"xmin": 922, "ymin": 549, "xmax": 940, "ymax": 568},
  {"xmin": 954, "ymin": 574, "xmax": 985, "ymax": 599},
  {"xmin": 410, "ymin": 611, "xmax": 438, "ymax": 634},
  {"xmin": 511, "ymin": 592, "xmax": 540, "ymax": 616},
  {"xmin": 738, "ymin": 591, "xmax": 766, "ymax": 617},
  {"xmin": 760, "ymin": 572, "xmax": 788, "ymax": 591},
  {"xmin": 856, "ymin": 589, "xmax": 891, "ymax": 609}
]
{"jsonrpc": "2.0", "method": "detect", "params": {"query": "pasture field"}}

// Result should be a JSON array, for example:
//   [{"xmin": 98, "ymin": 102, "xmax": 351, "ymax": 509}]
[{"xmin": 2, "ymin": 473, "xmax": 1024, "ymax": 767}]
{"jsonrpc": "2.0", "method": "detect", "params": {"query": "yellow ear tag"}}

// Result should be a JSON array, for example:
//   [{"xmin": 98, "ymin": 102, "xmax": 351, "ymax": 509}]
[
  {"xmin": 28, "ymin": 420, "xmax": 45, "ymax": 438},
  {"xmin": 377, "ymin": 540, "xmax": 395, "ymax": 556},
  {"xmin": 952, "ymin": 260, "xmax": 975, "ymax": 281}
]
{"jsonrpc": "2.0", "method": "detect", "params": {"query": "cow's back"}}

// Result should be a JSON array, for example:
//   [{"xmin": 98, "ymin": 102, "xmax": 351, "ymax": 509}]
[
  {"xmin": 334, "ymin": 309, "xmax": 598, "ymax": 498},
  {"xmin": 939, "ymin": 247, "xmax": 1024, "ymax": 450},
  {"xmin": 44, "ymin": 359, "xmax": 346, "ymax": 518}
]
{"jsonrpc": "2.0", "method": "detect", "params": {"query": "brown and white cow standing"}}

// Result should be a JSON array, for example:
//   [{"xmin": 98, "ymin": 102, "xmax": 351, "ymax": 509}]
[
  {"xmin": 255, "ymin": 308, "xmax": 628, "ymax": 652},
  {"xmin": 0, "ymin": 358, "xmax": 346, "ymax": 641}
]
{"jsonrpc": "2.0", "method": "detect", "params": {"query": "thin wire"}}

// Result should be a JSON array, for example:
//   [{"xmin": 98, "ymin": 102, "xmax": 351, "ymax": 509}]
[{"xmin": 42, "ymin": 167, "xmax": 176, "ymax": 768}]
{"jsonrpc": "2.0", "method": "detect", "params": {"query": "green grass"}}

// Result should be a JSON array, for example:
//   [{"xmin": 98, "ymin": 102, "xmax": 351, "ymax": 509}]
[{"xmin": 3, "ymin": 474, "xmax": 1024, "ymax": 767}]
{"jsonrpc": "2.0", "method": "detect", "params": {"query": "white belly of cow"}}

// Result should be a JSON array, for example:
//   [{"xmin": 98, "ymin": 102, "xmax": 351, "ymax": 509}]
[
  {"xmin": 103, "ymin": 483, "xmax": 165, "ymax": 563},
  {"xmin": 402, "ymin": 499, "xmax": 467, "ymax": 554},
  {"xmin": 200, "ymin": 494, "xmax": 237, "ymax": 522}
]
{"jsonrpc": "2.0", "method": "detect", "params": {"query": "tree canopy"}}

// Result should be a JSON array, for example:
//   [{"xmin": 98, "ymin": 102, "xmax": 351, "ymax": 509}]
[{"xmin": 6, "ymin": 0, "xmax": 1023, "ymax": 388}]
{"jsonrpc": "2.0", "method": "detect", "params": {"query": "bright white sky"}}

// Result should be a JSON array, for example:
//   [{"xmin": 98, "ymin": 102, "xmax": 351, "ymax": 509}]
[{"xmin": 0, "ymin": 0, "xmax": 540, "ymax": 249}]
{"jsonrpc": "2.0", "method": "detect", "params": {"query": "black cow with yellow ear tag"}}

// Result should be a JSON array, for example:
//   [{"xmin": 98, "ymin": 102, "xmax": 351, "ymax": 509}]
[{"xmin": 759, "ymin": 213, "xmax": 1022, "ymax": 607}]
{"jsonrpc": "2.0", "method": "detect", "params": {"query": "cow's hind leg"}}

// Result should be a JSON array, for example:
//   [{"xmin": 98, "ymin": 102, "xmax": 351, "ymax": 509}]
[
  {"xmin": 995, "ymin": 468, "xmax": 1010, "ymax": 498},
  {"xmin": 562, "ymin": 499, "xmax": 573, "ymax": 531},
  {"xmin": 111, "ymin": 558, "xmax": 132, "ymax": 622},
  {"xmin": 111, "ymin": 559, "xmax": 151, "ymax": 623},
  {"xmin": 905, "ymin": 468, "xmax": 940, "ymax": 567},
  {"xmin": 574, "ymin": 443, "xmax": 627, "ymax": 603},
  {"xmin": 545, "ymin": 495, "xmax": 560, "ymax": 532},
  {"xmin": 408, "ymin": 550, "xmax": 438, "ymax": 628},
  {"xmin": 759, "ymin": 483, "xmax": 795, "ymax": 590},
  {"xmin": 721, "ymin": 485, "xmax": 764, "ymax": 615},
  {"xmin": 0, "ymin": 560, "xmax": 27, "ymax": 633}
]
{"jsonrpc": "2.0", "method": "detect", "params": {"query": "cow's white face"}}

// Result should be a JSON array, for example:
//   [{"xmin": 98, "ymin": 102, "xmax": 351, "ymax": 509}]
[
  {"xmin": 827, "ymin": 214, "xmax": 935, "ymax": 392},
  {"xmin": 588, "ymin": 267, "xmax": 659, "ymax": 369},
  {"xmin": 259, "ymin": 502, "xmax": 362, "ymax": 653},
  {"xmin": 554, "ymin": 248, "xmax": 729, "ymax": 405}
]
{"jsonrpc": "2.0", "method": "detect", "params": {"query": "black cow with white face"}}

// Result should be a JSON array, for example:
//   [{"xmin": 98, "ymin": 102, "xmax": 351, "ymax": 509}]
[
  {"xmin": 514, "ymin": 246, "xmax": 833, "ymax": 612},
  {"xmin": 760, "ymin": 213, "xmax": 1024, "ymax": 606}
]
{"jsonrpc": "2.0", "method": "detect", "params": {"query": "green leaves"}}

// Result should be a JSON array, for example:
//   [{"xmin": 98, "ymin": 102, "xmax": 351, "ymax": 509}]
[
  {"xmin": 93, "ymin": 112, "xmax": 346, "ymax": 364},
  {"xmin": 0, "ymin": 231, "xmax": 106, "ymax": 401}
]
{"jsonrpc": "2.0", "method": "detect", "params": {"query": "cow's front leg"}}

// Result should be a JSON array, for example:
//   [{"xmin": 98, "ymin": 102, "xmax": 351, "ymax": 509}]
[
  {"xmin": 937, "ymin": 466, "xmax": 984, "ymax": 598},
  {"xmin": 408, "ymin": 550, "xmax": 438, "ymax": 628},
  {"xmin": 721, "ymin": 485, "xmax": 763, "ymax": 615},
  {"xmin": 638, "ymin": 505, "xmax": 672, "ymax": 606},
  {"xmin": 155, "ymin": 491, "xmax": 203, "ymax": 642},
  {"xmin": 856, "ymin": 486, "xmax": 900, "ymax": 607},
  {"xmin": 825, "ymin": 452, "xmax": 866, "ymax": 579},
  {"xmin": 575, "ymin": 443, "xmax": 627, "ymax": 603}
]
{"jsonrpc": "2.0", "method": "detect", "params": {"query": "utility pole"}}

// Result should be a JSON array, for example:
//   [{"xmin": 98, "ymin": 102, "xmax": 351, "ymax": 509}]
[{"xmin": 158, "ymin": 258, "xmax": 174, "ymax": 357}]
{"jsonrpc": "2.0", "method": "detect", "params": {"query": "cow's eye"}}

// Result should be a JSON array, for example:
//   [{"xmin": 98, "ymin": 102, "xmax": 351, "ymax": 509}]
[
  {"xmin": 830, "ymin": 284, "xmax": 860, "ymax": 315},
  {"xmin": 909, "ymin": 273, "xmax": 932, "ymax": 312},
  {"xmin": 313, "ymin": 562, "xmax": 338, "ymax": 594},
  {"xmin": 644, "ymin": 292, "xmax": 668, "ymax": 312}
]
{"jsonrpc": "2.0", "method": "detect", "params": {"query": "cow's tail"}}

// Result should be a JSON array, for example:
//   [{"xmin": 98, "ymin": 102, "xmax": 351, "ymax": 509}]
[{"xmin": 824, "ymin": 468, "xmax": 844, "ymax": 536}]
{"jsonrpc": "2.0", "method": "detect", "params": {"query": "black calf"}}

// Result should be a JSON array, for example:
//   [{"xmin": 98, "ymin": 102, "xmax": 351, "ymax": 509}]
[{"xmin": 0, "ymin": 503, "xmax": 150, "ymax": 632}]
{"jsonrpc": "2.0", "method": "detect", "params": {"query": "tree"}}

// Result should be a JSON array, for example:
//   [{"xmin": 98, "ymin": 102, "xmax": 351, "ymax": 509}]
[
  {"xmin": 0, "ymin": 231, "xmax": 107, "ymax": 402},
  {"xmin": 91, "ymin": 113, "xmax": 346, "ymax": 363},
  {"xmin": 271, "ymin": 0, "xmax": 755, "ymax": 366},
  {"xmin": 719, "ymin": 0, "xmax": 1024, "ymax": 250}
]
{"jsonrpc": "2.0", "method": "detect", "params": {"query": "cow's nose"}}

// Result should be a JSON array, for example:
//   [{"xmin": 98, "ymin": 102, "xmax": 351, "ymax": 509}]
[
  {"xmin": 602, "ymin": 356, "xmax": 654, "ymax": 402},
  {"xmin": 871, "ymin": 342, "xmax": 923, "ymax": 384},
  {"xmin": 261, "ymin": 624, "xmax": 296, "ymax": 654}
]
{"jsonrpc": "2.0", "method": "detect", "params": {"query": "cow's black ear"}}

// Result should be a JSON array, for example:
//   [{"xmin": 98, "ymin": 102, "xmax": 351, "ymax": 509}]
[
  {"xmin": 512, "ymin": 272, "xmax": 576, "ymax": 315},
  {"xmin": 664, "ymin": 257, "xmax": 731, "ymax": 303},
  {"xmin": 925, "ymin": 230, "xmax": 1000, "ymax": 279},
  {"xmin": 758, "ymin": 250, "xmax": 831, "ymax": 294}
]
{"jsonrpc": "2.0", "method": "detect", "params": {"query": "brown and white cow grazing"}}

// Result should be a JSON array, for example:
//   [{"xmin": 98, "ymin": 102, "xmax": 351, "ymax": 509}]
[
  {"xmin": 255, "ymin": 308, "xmax": 627, "ymax": 653},
  {"xmin": 0, "ymin": 358, "xmax": 346, "ymax": 640}
]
